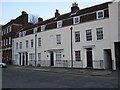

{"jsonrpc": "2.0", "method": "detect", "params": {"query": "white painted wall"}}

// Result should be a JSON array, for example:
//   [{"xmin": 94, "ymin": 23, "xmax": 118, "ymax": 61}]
[{"xmin": 12, "ymin": 1, "xmax": 120, "ymax": 70}]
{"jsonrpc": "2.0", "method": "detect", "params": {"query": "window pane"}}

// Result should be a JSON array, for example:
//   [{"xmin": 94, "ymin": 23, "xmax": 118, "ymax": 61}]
[
  {"xmin": 75, "ymin": 51, "xmax": 81, "ymax": 61},
  {"xmin": 86, "ymin": 30, "xmax": 92, "ymax": 41},
  {"xmin": 75, "ymin": 31, "xmax": 80, "ymax": 42}
]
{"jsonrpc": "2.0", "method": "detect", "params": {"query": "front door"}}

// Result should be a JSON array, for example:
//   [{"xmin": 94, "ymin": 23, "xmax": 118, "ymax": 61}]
[
  {"xmin": 22, "ymin": 53, "xmax": 25, "ymax": 66},
  {"xmin": 50, "ymin": 52, "xmax": 54, "ymax": 66},
  {"xmin": 26, "ymin": 52, "xmax": 28, "ymax": 65},
  {"xmin": 86, "ymin": 48, "xmax": 93, "ymax": 68},
  {"xmin": 19, "ymin": 53, "xmax": 21, "ymax": 65}
]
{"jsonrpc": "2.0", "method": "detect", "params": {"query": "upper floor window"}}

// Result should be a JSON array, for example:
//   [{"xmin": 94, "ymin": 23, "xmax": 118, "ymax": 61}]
[
  {"xmin": 38, "ymin": 38, "xmax": 41, "ymax": 47},
  {"xmin": 75, "ymin": 51, "xmax": 81, "ymax": 61},
  {"xmin": 56, "ymin": 51, "xmax": 62, "ymax": 61},
  {"xmin": 75, "ymin": 31, "xmax": 80, "ymax": 42},
  {"xmin": 74, "ymin": 16, "xmax": 80, "ymax": 24},
  {"xmin": 86, "ymin": 29, "xmax": 92, "ymax": 41},
  {"xmin": 96, "ymin": 28, "xmax": 103, "ymax": 40},
  {"xmin": 19, "ymin": 42, "xmax": 22, "ymax": 49},
  {"xmin": 57, "ymin": 21, "xmax": 62, "ymax": 28},
  {"xmin": 26, "ymin": 40, "xmax": 29, "ymax": 48},
  {"xmin": 97, "ymin": 10, "xmax": 104, "ymax": 19},
  {"xmin": 56, "ymin": 34, "xmax": 61, "ymax": 45},
  {"xmin": 16, "ymin": 42, "xmax": 18, "ymax": 50},
  {"xmin": 41, "ymin": 25, "xmax": 46, "ymax": 32},
  {"xmin": 31, "ymin": 39, "xmax": 33, "ymax": 48}
]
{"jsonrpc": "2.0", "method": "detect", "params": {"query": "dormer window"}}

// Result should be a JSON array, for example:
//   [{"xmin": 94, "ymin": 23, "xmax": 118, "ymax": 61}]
[
  {"xmin": 74, "ymin": 16, "xmax": 80, "ymax": 24},
  {"xmin": 19, "ymin": 32, "xmax": 22, "ymax": 37},
  {"xmin": 34, "ymin": 27, "xmax": 37, "ymax": 33},
  {"xmin": 97, "ymin": 10, "xmax": 104, "ymax": 19},
  {"xmin": 57, "ymin": 21, "xmax": 62, "ymax": 28},
  {"xmin": 23, "ymin": 31, "xmax": 26, "ymax": 36},
  {"xmin": 41, "ymin": 25, "xmax": 46, "ymax": 32}
]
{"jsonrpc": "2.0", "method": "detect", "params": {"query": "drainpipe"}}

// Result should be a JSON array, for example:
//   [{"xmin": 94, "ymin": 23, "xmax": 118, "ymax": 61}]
[
  {"xmin": 35, "ymin": 34, "xmax": 37, "ymax": 66},
  {"xmin": 70, "ymin": 27, "xmax": 73, "ymax": 68}
]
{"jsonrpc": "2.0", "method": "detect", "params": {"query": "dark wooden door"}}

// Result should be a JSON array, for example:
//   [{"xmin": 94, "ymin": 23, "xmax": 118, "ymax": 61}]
[
  {"xmin": 87, "ymin": 48, "xmax": 93, "ymax": 67},
  {"xmin": 50, "ymin": 52, "xmax": 54, "ymax": 66}
]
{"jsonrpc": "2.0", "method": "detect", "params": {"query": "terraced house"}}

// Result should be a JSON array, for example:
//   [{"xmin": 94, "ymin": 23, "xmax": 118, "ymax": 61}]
[{"xmin": 12, "ymin": 0, "xmax": 120, "ymax": 70}]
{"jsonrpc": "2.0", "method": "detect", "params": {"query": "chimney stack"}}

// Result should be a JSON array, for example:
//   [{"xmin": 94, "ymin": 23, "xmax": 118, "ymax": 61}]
[
  {"xmin": 71, "ymin": 2, "xmax": 79, "ymax": 13},
  {"xmin": 55, "ymin": 9, "xmax": 60, "ymax": 17},
  {"xmin": 38, "ymin": 17, "xmax": 43, "ymax": 23}
]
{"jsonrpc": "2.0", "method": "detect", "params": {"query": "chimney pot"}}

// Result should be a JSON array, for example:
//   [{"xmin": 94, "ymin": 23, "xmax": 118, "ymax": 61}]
[
  {"xmin": 55, "ymin": 9, "xmax": 60, "ymax": 17},
  {"xmin": 38, "ymin": 17, "xmax": 43, "ymax": 23}
]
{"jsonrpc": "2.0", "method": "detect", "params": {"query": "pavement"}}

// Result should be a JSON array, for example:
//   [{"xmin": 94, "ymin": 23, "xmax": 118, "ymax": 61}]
[{"xmin": 9, "ymin": 65, "xmax": 119, "ymax": 78}]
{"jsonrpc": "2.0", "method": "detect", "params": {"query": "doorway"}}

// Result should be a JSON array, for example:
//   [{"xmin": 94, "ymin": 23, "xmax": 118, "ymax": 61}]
[
  {"xmin": 104, "ymin": 49, "xmax": 112, "ymax": 69},
  {"xmin": 114, "ymin": 42, "xmax": 120, "ymax": 70},
  {"xmin": 50, "ymin": 52, "xmax": 54, "ymax": 66},
  {"xmin": 22, "ymin": 53, "xmax": 25, "ymax": 66},
  {"xmin": 86, "ymin": 48, "xmax": 93, "ymax": 68},
  {"xmin": 26, "ymin": 52, "xmax": 28, "ymax": 65},
  {"xmin": 19, "ymin": 53, "xmax": 21, "ymax": 65}
]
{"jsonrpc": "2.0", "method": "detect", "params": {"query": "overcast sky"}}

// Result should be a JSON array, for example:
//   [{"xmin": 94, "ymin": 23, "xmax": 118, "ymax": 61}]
[{"xmin": 0, "ymin": 0, "xmax": 112, "ymax": 25}]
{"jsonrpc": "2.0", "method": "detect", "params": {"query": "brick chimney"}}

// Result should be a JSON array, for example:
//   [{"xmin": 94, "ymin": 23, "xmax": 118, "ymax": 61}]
[
  {"xmin": 55, "ymin": 9, "xmax": 60, "ymax": 17},
  {"xmin": 21, "ymin": 11, "xmax": 28, "ymax": 27},
  {"xmin": 71, "ymin": 2, "xmax": 79, "ymax": 13},
  {"xmin": 38, "ymin": 17, "xmax": 43, "ymax": 23}
]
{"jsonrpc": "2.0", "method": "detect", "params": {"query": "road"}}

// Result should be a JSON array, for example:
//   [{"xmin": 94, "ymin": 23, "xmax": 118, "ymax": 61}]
[{"xmin": 2, "ymin": 65, "xmax": 119, "ymax": 88}]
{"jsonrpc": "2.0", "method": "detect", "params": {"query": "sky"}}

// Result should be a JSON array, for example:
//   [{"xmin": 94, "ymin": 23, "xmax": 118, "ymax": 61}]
[{"xmin": 0, "ymin": 0, "xmax": 112, "ymax": 25}]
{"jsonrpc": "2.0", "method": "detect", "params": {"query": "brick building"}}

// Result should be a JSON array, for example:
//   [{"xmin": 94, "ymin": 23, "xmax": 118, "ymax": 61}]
[{"xmin": 0, "ymin": 11, "xmax": 32, "ymax": 64}]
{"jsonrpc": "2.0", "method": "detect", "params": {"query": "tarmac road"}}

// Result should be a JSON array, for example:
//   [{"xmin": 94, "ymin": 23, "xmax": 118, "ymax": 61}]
[{"xmin": 2, "ymin": 65, "xmax": 119, "ymax": 88}]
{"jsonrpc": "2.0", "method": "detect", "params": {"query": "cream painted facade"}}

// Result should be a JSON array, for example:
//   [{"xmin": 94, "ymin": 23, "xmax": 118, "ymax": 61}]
[{"xmin": 12, "ymin": 1, "xmax": 120, "ymax": 70}]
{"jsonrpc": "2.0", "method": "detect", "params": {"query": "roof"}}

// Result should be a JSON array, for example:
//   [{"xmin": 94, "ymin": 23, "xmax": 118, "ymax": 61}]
[{"xmin": 19, "ymin": 1, "xmax": 111, "ymax": 32}]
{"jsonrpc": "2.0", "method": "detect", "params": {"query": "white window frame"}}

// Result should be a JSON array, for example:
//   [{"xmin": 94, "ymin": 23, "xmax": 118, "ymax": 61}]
[
  {"xmin": 19, "ymin": 42, "xmax": 22, "ymax": 49},
  {"xmin": 96, "ymin": 27, "xmax": 104, "ymax": 40},
  {"xmin": 38, "ymin": 38, "xmax": 41, "ymax": 47},
  {"xmin": 9, "ymin": 26, "xmax": 12, "ymax": 32},
  {"xmin": 26, "ymin": 40, "xmax": 29, "ymax": 48},
  {"xmin": 31, "ymin": 39, "xmax": 33, "ymax": 48},
  {"xmin": 56, "ymin": 51, "xmax": 62, "ymax": 61},
  {"xmin": 41, "ymin": 25, "xmax": 46, "ymax": 32},
  {"xmin": 73, "ymin": 16, "xmax": 80, "ymax": 24},
  {"xmin": 75, "ymin": 31, "xmax": 80, "ymax": 42},
  {"xmin": 38, "ymin": 53, "xmax": 41, "ymax": 61},
  {"xmin": 16, "ymin": 42, "xmax": 18, "ymax": 50},
  {"xmin": 57, "ymin": 20, "xmax": 62, "ymax": 28},
  {"xmin": 56, "ymin": 34, "xmax": 61, "ymax": 45},
  {"xmin": 75, "ymin": 51, "xmax": 81, "ymax": 61},
  {"xmin": 34, "ymin": 27, "xmax": 38, "ymax": 33},
  {"xmin": 19, "ymin": 32, "xmax": 22, "ymax": 37},
  {"xmin": 86, "ymin": 29, "xmax": 92, "ymax": 41},
  {"xmin": 96, "ymin": 10, "xmax": 104, "ymax": 19},
  {"xmin": 23, "ymin": 31, "xmax": 26, "ymax": 36}
]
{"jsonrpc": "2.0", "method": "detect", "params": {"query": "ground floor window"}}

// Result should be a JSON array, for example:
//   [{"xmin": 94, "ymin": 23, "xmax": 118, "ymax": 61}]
[
  {"xmin": 38, "ymin": 53, "xmax": 41, "ymax": 61},
  {"xmin": 29, "ymin": 53, "xmax": 34, "ymax": 61},
  {"xmin": 75, "ymin": 51, "xmax": 81, "ymax": 61},
  {"xmin": 56, "ymin": 51, "xmax": 62, "ymax": 61}
]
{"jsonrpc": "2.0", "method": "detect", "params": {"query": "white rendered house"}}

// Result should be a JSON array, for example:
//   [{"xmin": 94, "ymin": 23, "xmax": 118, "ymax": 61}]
[{"xmin": 12, "ymin": 1, "xmax": 120, "ymax": 70}]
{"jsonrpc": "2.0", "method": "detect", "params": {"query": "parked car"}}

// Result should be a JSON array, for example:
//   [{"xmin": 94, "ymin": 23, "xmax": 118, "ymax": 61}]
[{"xmin": 0, "ymin": 63, "xmax": 6, "ymax": 68}]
